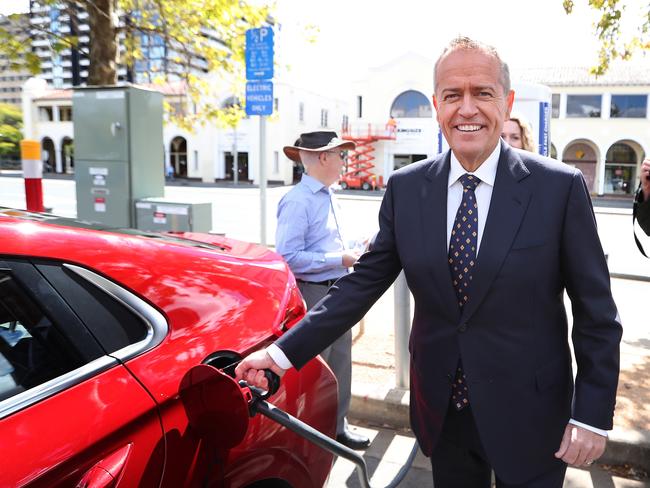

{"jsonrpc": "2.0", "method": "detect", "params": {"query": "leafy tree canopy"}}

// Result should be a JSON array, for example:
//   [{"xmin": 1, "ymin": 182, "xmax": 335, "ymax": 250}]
[
  {"xmin": 564, "ymin": 0, "xmax": 650, "ymax": 75},
  {"xmin": 0, "ymin": 103, "xmax": 23, "ymax": 157},
  {"xmin": 0, "ymin": 0, "xmax": 272, "ymax": 129}
]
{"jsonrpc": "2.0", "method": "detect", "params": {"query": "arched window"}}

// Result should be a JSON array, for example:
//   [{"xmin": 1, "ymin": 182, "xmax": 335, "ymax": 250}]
[
  {"xmin": 41, "ymin": 137, "xmax": 56, "ymax": 173},
  {"xmin": 61, "ymin": 137, "xmax": 74, "ymax": 174},
  {"xmin": 606, "ymin": 143, "xmax": 636, "ymax": 165},
  {"xmin": 170, "ymin": 136, "xmax": 188, "ymax": 178},
  {"xmin": 604, "ymin": 142, "xmax": 638, "ymax": 195},
  {"xmin": 390, "ymin": 90, "xmax": 432, "ymax": 118},
  {"xmin": 562, "ymin": 140, "xmax": 598, "ymax": 192}
]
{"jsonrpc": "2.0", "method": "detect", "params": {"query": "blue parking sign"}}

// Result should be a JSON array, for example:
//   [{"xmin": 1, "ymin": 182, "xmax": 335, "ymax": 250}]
[
  {"xmin": 246, "ymin": 81, "xmax": 273, "ymax": 116},
  {"xmin": 246, "ymin": 27, "xmax": 274, "ymax": 80}
]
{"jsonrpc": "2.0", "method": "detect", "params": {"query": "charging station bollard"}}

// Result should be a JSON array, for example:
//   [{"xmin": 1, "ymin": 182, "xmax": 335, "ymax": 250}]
[{"xmin": 20, "ymin": 139, "xmax": 45, "ymax": 212}]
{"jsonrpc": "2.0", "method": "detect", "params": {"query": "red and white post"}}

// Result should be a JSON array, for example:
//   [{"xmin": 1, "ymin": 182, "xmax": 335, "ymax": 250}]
[{"xmin": 20, "ymin": 139, "xmax": 45, "ymax": 212}]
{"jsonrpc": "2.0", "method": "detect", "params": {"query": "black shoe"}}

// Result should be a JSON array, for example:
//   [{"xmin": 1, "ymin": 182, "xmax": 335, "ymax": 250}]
[{"xmin": 336, "ymin": 430, "xmax": 371, "ymax": 450}]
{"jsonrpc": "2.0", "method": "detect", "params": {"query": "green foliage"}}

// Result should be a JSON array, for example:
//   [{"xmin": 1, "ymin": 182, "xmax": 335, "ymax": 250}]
[
  {"xmin": 0, "ymin": 0, "xmax": 273, "ymax": 128},
  {"xmin": 564, "ymin": 0, "xmax": 650, "ymax": 75},
  {"xmin": 0, "ymin": 103, "xmax": 23, "ymax": 157}
]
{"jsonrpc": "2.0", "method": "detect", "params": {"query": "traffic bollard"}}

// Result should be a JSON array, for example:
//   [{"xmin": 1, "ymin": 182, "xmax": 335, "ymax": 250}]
[{"xmin": 20, "ymin": 139, "xmax": 45, "ymax": 212}]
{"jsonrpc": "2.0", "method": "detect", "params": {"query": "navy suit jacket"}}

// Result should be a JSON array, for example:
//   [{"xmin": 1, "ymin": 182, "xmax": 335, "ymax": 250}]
[{"xmin": 276, "ymin": 145, "xmax": 621, "ymax": 483}]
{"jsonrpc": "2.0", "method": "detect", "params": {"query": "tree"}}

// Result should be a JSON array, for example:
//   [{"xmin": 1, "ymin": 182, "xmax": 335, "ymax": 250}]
[
  {"xmin": 0, "ymin": 0, "xmax": 271, "ymax": 127},
  {"xmin": 0, "ymin": 103, "xmax": 23, "ymax": 160},
  {"xmin": 563, "ymin": 0, "xmax": 650, "ymax": 75}
]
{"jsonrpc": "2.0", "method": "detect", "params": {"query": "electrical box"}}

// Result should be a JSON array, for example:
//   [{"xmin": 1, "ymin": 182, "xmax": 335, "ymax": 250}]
[
  {"xmin": 135, "ymin": 198, "xmax": 213, "ymax": 233},
  {"xmin": 73, "ymin": 85, "xmax": 164, "ymax": 227}
]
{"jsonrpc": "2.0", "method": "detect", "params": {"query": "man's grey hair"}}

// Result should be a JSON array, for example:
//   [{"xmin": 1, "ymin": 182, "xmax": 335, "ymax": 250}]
[
  {"xmin": 434, "ymin": 36, "xmax": 511, "ymax": 95},
  {"xmin": 299, "ymin": 150, "xmax": 321, "ymax": 168}
]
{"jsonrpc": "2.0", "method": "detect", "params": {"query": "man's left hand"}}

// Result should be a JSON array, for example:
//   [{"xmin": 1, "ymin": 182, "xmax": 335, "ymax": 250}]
[{"xmin": 554, "ymin": 423, "xmax": 606, "ymax": 467}]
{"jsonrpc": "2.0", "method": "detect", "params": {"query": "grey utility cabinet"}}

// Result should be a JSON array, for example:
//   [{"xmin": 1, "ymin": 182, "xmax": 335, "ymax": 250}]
[
  {"xmin": 135, "ymin": 198, "xmax": 212, "ymax": 233},
  {"xmin": 73, "ymin": 85, "xmax": 164, "ymax": 227}
]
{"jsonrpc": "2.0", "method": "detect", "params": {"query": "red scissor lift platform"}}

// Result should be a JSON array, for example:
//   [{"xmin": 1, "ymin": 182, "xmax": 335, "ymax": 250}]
[{"xmin": 340, "ymin": 123, "xmax": 396, "ymax": 190}]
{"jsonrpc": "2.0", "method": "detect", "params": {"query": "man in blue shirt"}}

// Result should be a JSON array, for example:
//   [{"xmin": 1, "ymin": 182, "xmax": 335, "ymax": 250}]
[{"xmin": 275, "ymin": 131, "xmax": 370, "ymax": 450}]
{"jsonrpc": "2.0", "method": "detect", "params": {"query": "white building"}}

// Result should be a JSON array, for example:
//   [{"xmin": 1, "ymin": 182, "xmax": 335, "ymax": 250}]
[
  {"xmin": 21, "ymin": 78, "xmax": 349, "ymax": 185},
  {"xmin": 25, "ymin": 52, "xmax": 648, "ymax": 199},
  {"xmin": 517, "ymin": 63, "xmax": 650, "ymax": 197},
  {"xmin": 347, "ymin": 53, "xmax": 550, "ymax": 183}
]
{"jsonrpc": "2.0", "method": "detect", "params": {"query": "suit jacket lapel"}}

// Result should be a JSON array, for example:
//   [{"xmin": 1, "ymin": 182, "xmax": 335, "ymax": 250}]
[
  {"xmin": 459, "ymin": 146, "xmax": 532, "ymax": 325},
  {"xmin": 422, "ymin": 152, "xmax": 461, "ymax": 323}
]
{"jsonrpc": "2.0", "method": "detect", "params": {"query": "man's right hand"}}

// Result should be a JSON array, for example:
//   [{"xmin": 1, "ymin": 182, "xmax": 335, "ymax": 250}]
[
  {"xmin": 234, "ymin": 349, "xmax": 286, "ymax": 390},
  {"xmin": 342, "ymin": 250, "xmax": 361, "ymax": 268},
  {"xmin": 641, "ymin": 158, "xmax": 650, "ymax": 199}
]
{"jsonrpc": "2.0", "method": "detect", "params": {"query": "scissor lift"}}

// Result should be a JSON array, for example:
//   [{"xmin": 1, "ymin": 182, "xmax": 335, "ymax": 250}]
[{"xmin": 340, "ymin": 123, "xmax": 396, "ymax": 190}]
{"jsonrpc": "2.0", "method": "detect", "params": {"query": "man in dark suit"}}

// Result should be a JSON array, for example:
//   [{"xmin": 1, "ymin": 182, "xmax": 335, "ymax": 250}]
[{"xmin": 236, "ymin": 36, "xmax": 622, "ymax": 487}]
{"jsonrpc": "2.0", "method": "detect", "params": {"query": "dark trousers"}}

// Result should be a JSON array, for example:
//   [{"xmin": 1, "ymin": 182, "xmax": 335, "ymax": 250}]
[
  {"xmin": 430, "ymin": 405, "xmax": 567, "ymax": 488},
  {"xmin": 297, "ymin": 281, "xmax": 351, "ymax": 435}
]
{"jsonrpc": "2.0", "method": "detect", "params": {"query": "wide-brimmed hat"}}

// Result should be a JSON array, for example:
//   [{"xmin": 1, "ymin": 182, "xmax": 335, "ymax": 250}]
[{"xmin": 283, "ymin": 131, "xmax": 355, "ymax": 162}]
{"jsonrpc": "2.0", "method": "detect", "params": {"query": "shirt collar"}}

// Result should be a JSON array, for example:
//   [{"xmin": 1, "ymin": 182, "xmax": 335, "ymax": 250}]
[
  {"xmin": 301, "ymin": 173, "xmax": 329, "ymax": 194},
  {"xmin": 448, "ymin": 140, "xmax": 501, "ymax": 188}
]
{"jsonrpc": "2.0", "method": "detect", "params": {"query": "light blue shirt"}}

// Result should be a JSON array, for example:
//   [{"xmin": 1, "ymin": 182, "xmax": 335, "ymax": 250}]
[{"xmin": 275, "ymin": 174, "xmax": 349, "ymax": 282}]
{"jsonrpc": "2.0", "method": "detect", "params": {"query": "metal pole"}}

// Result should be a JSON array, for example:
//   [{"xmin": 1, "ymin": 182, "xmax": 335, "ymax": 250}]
[
  {"xmin": 259, "ymin": 116, "xmax": 267, "ymax": 245},
  {"xmin": 233, "ymin": 126, "xmax": 239, "ymax": 185},
  {"xmin": 394, "ymin": 271, "xmax": 410, "ymax": 388}
]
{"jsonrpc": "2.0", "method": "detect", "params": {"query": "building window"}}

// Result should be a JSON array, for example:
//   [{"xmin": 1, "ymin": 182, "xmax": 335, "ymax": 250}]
[
  {"xmin": 299, "ymin": 102, "xmax": 304, "ymax": 122},
  {"xmin": 551, "ymin": 94, "xmax": 560, "ymax": 118},
  {"xmin": 320, "ymin": 109, "xmax": 328, "ymax": 128},
  {"xmin": 59, "ymin": 106, "xmax": 72, "ymax": 121},
  {"xmin": 39, "ymin": 107, "xmax": 53, "ymax": 121},
  {"xmin": 604, "ymin": 142, "xmax": 637, "ymax": 195},
  {"xmin": 273, "ymin": 151, "xmax": 279, "ymax": 174},
  {"xmin": 274, "ymin": 98, "xmax": 279, "ymax": 112},
  {"xmin": 342, "ymin": 115, "xmax": 349, "ymax": 133},
  {"xmin": 566, "ymin": 95, "xmax": 602, "ymax": 118},
  {"xmin": 357, "ymin": 96, "xmax": 363, "ymax": 118},
  {"xmin": 390, "ymin": 90, "xmax": 433, "ymax": 118},
  {"xmin": 610, "ymin": 95, "xmax": 647, "ymax": 118}
]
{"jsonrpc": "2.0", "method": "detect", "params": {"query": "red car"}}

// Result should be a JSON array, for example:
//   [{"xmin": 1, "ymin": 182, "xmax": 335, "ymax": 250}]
[{"xmin": 0, "ymin": 208, "xmax": 337, "ymax": 488}]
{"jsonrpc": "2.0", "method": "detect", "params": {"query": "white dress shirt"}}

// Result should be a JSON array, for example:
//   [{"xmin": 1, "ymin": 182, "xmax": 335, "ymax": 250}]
[
  {"xmin": 269, "ymin": 141, "xmax": 607, "ymax": 437},
  {"xmin": 446, "ymin": 142, "xmax": 500, "ymax": 255}
]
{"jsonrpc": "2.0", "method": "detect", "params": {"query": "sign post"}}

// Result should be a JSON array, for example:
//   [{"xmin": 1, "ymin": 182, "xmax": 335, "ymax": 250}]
[{"xmin": 245, "ymin": 26, "xmax": 274, "ymax": 246}]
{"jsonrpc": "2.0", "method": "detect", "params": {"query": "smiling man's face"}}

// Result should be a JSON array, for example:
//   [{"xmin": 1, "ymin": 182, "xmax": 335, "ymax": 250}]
[{"xmin": 433, "ymin": 48, "xmax": 514, "ymax": 171}]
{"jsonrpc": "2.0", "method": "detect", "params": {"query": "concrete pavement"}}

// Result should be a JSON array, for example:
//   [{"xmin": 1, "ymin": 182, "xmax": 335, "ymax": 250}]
[{"xmin": 329, "ymin": 424, "xmax": 650, "ymax": 487}]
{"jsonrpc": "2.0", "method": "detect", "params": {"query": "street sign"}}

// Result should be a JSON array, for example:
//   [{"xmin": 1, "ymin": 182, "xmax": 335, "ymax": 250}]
[
  {"xmin": 244, "ymin": 27, "xmax": 274, "ymax": 245},
  {"xmin": 245, "ymin": 27, "xmax": 274, "ymax": 80},
  {"xmin": 245, "ymin": 81, "xmax": 273, "ymax": 116}
]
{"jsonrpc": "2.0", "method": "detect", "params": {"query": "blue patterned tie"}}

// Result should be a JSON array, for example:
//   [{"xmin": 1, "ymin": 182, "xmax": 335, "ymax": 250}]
[{"xmin": 448, "ymin": 173, "xmax": 480, "ymax": 411}]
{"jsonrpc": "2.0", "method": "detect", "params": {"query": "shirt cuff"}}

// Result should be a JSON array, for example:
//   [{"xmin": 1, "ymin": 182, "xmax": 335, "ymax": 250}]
[
  {"xmin": 569, "ymin": 419, "xmax": 609, "ymax": 437},
  {"xmin": 266, "ymin": 343, "xmax": 294, "ymax": 370},
  {"xmin": 324, "ymin": 251, "xmax": 344, "ymax": 267}
]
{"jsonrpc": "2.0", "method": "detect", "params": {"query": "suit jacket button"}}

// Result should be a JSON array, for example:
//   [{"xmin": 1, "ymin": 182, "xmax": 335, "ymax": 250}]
[{"xmin": 458, "ymin": 323, "xmax": 468, "ymax": 333}]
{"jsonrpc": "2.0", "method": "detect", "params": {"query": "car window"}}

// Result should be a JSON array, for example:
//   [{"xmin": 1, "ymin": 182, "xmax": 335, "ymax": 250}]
[
  {"xmin": 35, "ymin": 262, "xmax": 149, "ymax": 355},
  {"xmin": 0, "ymin": 270, "xmax": 86, "ymax": 402}
]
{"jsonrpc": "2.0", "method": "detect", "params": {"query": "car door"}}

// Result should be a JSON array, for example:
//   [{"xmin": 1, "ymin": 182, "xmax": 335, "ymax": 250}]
[{"xmin": 0, "ymin": 259, "xmax": 166, "ymax": 488}]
